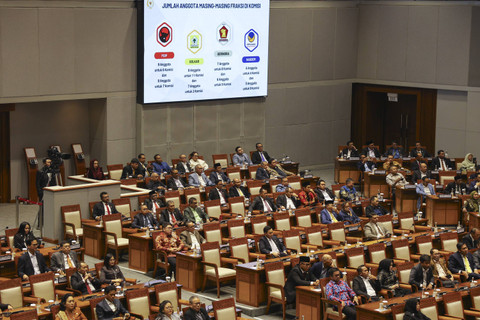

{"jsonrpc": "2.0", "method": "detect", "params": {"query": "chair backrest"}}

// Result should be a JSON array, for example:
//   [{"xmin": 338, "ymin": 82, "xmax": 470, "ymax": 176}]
[
  {"xmin": 344, "ymin": 247, "xmax": 365, "ymax": 268},
  {"xmin": 247, "ymin": 180, "xmax": 264, "ymax": 196},
  {"xmin": 273, "ymin": 211, "xmax": 291, "ymax": 231},
  {"xmin": 327, "ymin": 222, "xmax": 346, "ymax": 242},
  {"xmin": 112, "ymin": 198, "xmax": 132, "ymax": 218},
  {"xmin": 287, "ymin": 176, "xmax": 301, "ymax": 190},
  {"xmin": 419, "ymin": 297, "xmax": 439, "ymax": 320},
  {"xmin": 440, "ymin": 232, "xmax": 458, "ymax": 252},
  {"xmin": 65, "ymin": 267, "xmax": 77, "ymax": 288},
  {"xmin": 107, "ymin": 164, "xmax": 123, "ymax": 180},
  {"xmin": 89, "ymin": 296, "xmax": 105, "ymax": 320},
  {"xmin": 5, "ymin": 227, "xmax": 19, "ymax": 249},
  {"xmin": 305, "ymin": 225, "xmax": 324, "ymax": 248},
  {"xmin": 226, "ymin": 166, "xmax": 241, "ymax": 181},
  {"xmin": 251, "ymin": 215, "xmax": 268, "ymax": 235},
  {"xmin": 331, "ymin": 184, "xmax": 345, "ymax": 199},
  {"xmin": 248, "ymin": 165, "xmax": 260, "ymax": 180},
  {"xmin": 212, "ymin": 154, "xmax": 229, "ymax": 168},
  {"xmin": 265, "ymin": 261, "xmax": 285, "ymax": 297},
  {"xmin": 204, "ymin": 199, "xmax": 222, "ymax": 220},
  {"xmin": 201, "ymin": 242, "xmax": 221, "ymax": 270},
  {"xmin": 61, "ymin": 204, "xmax": 82, "ymax": 235},
  {"xmin": 377, "ymin": 214, "xmax": 394, "ymax": 234},
  {"xmin": 203, "ymin": 222, "xmax": 222, "ymax": 243},
  {"xmin": 227, "ymin": 219, "xmax": 246, "ymax": 239},
  {"xmin": 368, "ymin": 242, "xmax": 386, "ymax": 264},
  {"xmin": 94, "ymin": 261, "xmax": 104, "ymax": 277},
  {"xmin": 470, "ymin": 286, "xmax": 480, "ymax": 310},
  {"xmin": 295, "ymin": 208, "xmax": 312, "ymax": 228},
  {"xmin": 213, "ymin": 298, "xmax": 237, "ymax": 320},
  {"xmin": 391, "ymin": 303, "xmax": 406, "ymax": 320},
  {"xmin": 439, "ymin": 171, "xmax": 457, "ymax": 186},
  {"xmin": 184, "ymin": 188, "xmax": 201, "ymax": 204},
  {"xmin": 397, "ymin": 212, "xmax": 415, "ymax": 231},
  {"xmin": 164, "ymin": 190, "xmax": 181, "ymax": 208},
  {"xmin": 138, "ymin": 194, "xmax": 149, "ymax": 207},
  {"xmin": 154, "ymin": 282, "xmax": 180, "ymax": 312},
  {"xmin": 228, "ymin": 196, "xmax": 245, "ymax": 216},
  {"xmin": 396, "ymin": 261, "xmax": 415, "ymax": 284},
  {"xmin": 126, "ymin": 287, "xmax": 151, "ymax": 319},
  {"xmin": 29, "ymin": 272, "xmax": 55, "ymax": 302},
  {"xmin": 442, "ymin": 291, "xmax": 464, "ymax": 318},
  {"xmin": 0, "ymin": 278, "xmax": 23, "ymax": 308},
  {"xmin": 10, "ymin": 309, "xmax": 38, "ymax": 320},
  {"xmin": 103, "ymin": 213, "xmax": 123, "ymax": 242},
  {"xmin": 283, "ymin": 229, "xmax": 301, "ymax": 253},
  {"xmin": 416, "ymin": 235, "xmax": 433, "ymax": 255},
  {"xmin": 229, "ymin": 237, "xmax": 250, "ymax": 263},
  {"xmin": 391, "ymin": 238, "xmax": 410, "ymax": 261}
]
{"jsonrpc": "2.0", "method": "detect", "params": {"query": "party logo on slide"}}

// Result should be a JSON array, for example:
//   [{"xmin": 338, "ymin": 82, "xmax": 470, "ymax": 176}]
[
  {"xmin": 156, "ymin": 23, "xmax": 173, "ymax": 47},
  {"xmin": 217, "ymin": 23, "xmax": 232, "ymax": 45},
  {"xmin": 244, "ymin": 29, "xmax": 258, "ymax": 52},
  {"xmin": 187, "ymin": 30, "xmax": 202, "ymax": 54}
]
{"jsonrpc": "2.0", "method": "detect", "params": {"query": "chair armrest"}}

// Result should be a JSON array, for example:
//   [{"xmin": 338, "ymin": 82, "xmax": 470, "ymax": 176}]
[
  {"xmin": 128, "ymin": 311, "xmax": 144, "ymax": 320},
  {"xmin": 410, "ymin": 283, "xmax": 419, "ymax": 293},
  {"xmin": 150, "ymin": 305, "xmax": 160, "ymax": 314},
  {"xmin": 54, "ymin": 289, "xmax": 73, "ymax": 298},
  {"xmin": 379, "ymin": 289, "xmax": 393, "ymax": 299},
  {"xmin": 248, "ymin": 252, "xmax": 267, "ymax": 260},
  {"xmin": 265, "ymin": 282, "xmax": 286, "ymax": 301},
  {"xmin": 221, "ymin": 257, "xmax": 239, "ymax": 266},
  {"xmin": 179, "ymin": 299, "xmax": 190, "ymax": 307},
  {"xmin": 393, "ymin": 228, "xmax": 412, "ymax": 235},
  {"xmin": 321, "ymin": 298, "xmax": 343, "ymax": 314},
  {"xmin": 64, "ymin": 287, "xmax": 83, "ymax": 296},
  {"xmin": 125, "ymin": 278, "xmax": 136, "ymax": 285},
  {"xmin": 398, "ymin": 283, "xmax": 412, "ymax": 291},
  {"xmin": 81, "ymin": 219, "xmax": 96, "ymax": 224},
  {"xmin": 346, "ymin": 236, "xmax": 362, "ymax": 244},
  {"xmin": 230, "ymin": 256, "xmax": 246, "ymax": 264},
  {"xmin": 202, "ymin": 261, "xmax": 219, "ymax": 278},
  {"xmin": 414, "ymin": 225, "xmax": 432, "ymax": 232},
  {"xmin": 286, "ymin": 247, "xmax": 300, "ymax": 254},
  {"xmin": 323, "ymin": 240, "xmax": 342, "ymax": 247},
  {"xmin": 103, "ymin": 231, "xmax": 119, "ymax": 247},
  {"xmin": 464, "ymin": 310, "xmax": 480, "ymax": 317},
  {"xmin": 122, "ymin": 228, "xmax": 138, "ymax": 235},
  {"xmin": 64, "ymin": 222, "xmax": 78, "ymax": 238},
  {"xmin": 23, "ymin": 296, "xmax": 40, "ymax": 304}
]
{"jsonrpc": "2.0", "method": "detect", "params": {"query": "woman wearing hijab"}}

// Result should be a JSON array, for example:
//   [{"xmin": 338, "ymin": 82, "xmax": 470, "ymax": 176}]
[
  {"xmin": 377, "ymin": 259, "xmax": 411, "ymax": 297},
  {"xmin": 461, "ymin": 153, "xmax": 476, "ymax": 172},
  {"xmin": 86, "ymin": 159, "xmax": 105, "ymax": 180},
  {"xmin": 403, "ymin": 298, "xmax": 430, "ymax": 320}
]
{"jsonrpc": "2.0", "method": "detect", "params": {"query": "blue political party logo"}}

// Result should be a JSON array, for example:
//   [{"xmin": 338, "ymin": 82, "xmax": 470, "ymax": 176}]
[{"xmin": 244, "ymin": 29, "xmax": 258, "ymax": 52}]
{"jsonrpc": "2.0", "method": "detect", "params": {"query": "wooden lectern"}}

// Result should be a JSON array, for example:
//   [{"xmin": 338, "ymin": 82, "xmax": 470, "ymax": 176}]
[
  {"xmin": 425, "ymin": 195, "xmax": 461, "ymax": 226},
  {"xmin": 24, "ymin": 147, "xmax": 39, "ymax": 202},
  {"xmin": 71, "ymin": 143, "xmax": 86, "ymax": 175}
]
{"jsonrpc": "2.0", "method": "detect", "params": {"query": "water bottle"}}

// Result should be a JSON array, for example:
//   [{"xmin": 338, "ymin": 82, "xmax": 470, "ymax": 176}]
[
  {"xmin": 445, "ymin": 150, "xmax": 449, "ymax": 158},
  {"xmin": 434, "ymin": 222, "xmax": 438, "ymax": 233}
]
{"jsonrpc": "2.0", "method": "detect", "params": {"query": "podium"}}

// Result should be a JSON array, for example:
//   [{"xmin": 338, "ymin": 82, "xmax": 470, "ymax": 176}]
[
  {"xmin": 425, "ymin": 195, "xmax": 461, "ymax": 226},
  {"xmin": 363, "ymin": 172, "xmax": 390, "ymax": 198},
  {"xmin": 395, "ymin": 185, "xmax": 418, "ymax": 213},
  {"xmin": 334, "ymin": 159, "xmax": 360, "ymax": 183}
]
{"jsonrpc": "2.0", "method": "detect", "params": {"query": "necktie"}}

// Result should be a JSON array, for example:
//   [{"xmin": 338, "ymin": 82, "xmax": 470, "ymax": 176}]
[
  {"xmin": 260, "ymin": 152, "xmax": 266, "ymax": 162},
  {"xmin": 106, "ymin": 204, "xmax": 111, "ymax": 215},
  {"xmin": 464, "ymin": 256, "xmax": 472, "ymax": 273},
  {"xmin": 330, "ymin": 212, "xmax": 338, "ymax": 223},
  {"xmin": 170, "ymin": 212, "xmax": 177, "ymax": 224},
  {"xmin": 375, "ymin": 223, "xmax": 384, "ymax": 236},
  {"xmin": 85, "ymin": 277, "xmax": 93, "ymax": 294},
  {"xmin": 67, "ymin": 255, "xmax": 74, "ymax": 268},
  {"xmin": 441, "ymin": 159, "xmax": 446, "ymax": 171},
  {"xmin": 154, "ymin": 202, "xmax": 159, "ymax": 209},
  {"xmin": 263, "ymin": 199, "xmax": 272, "ymax": 212},
  {"xmin": 237, "ymin": 187, "xmax": 244, "ymax": 197}
]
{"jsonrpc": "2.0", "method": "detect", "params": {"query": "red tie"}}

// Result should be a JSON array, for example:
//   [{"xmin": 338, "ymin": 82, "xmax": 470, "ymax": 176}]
[
  {"xmin": 106, "ymin": 204, "xmax": 111, "ymax": 215},
  {"xmin": 171, "ymin": 212, "xmax": 177, "ymax": 224},
  {"xmin": 154, "ymin": 202, "xmax": 159, "ymax": 209},
  {"xmin": 85, "ymin": 278, "xmax": 93, "ymax": 294}
]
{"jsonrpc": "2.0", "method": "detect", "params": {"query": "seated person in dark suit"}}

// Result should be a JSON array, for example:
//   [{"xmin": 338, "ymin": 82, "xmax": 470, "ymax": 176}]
[
  {"xmin": 339, "ymin": 140, "xmax": 359, "ymax": 159},
  {"xmin": 160, "ymin": 200, "xmax": 185, "ymax": 228},
  {"xmin": 71, "ymin": 262, "xmax": 102, "ymax": 295},
  {"xmin": 284, "ymin": 256, "xmax": 319, "ymax": 304},
  {"xmin": 365, "ymin": 196, "xmax": 389, "ymax": 217},
  {"xmin": 132, "ymin": 204, "xmax": 160, "ymax": 230},
  {"xmin": 259, "ymin": 226, "xmax": 288, "ymax": 257},
  {"xmin": 268, "ymin": 159, "xmax": 294, "ymax": 178},
  {"xmin": 412, "ymin": 162, "xmax": 432, "ymax": 183},
  {"xmin": 248, "ymin": 188, "xmax": 277, "ymax": 213},
  {"xmin": 462, "ymin": 228, "xmax": 480, "ymax": 250},
  {"xmin": 276, "ymin": 187, "xmax": 301, "ymax": 210},
  {"xmin": 320, "ymin": 200, "xmax": 342, "ymax": 224},
  {"xmin": 361, "ymin": 141, "xmax": 381, "ymax": 159},
  {"xmin": 310, "ymin": 254, "xmax": 334, "ymax": 280},
  {"xmin": 144, "ymin": 190, "xmax": 165, "ymax": 215},
  {"xmin": 99, "ymin": 253, "xmax": 128, "ymax": 286},
  {"xmin": 410, "ymin": 152, "xmax": 424, "ymax": 172},
  {"xmin": 208, "ymin": 180, "xmax": 229, "ymax": 205},
  {"xmin": 95, "ymin": 285, "xmax": 131, "ymax": 320},
  {"xmin": 353, "ymin": 265, "xmax": 381, "ymax": 302},
  {"xmin": 229, "ymin": 178, "xmax": 251, "ymax": 199},
  {"xmin": 92, "ymin": 192, "xmax": 119, "ymax": 221},
  {"xmin": 444, "ymin": 175, "xmax": 467, "ymax": 195},
  {"xmin": 468, "ymin": 175, "xmax": 480, "ymax": 194},
  {"xmin": 146, "ymin": 172, "xmax": 167, "ymax": 194},
  {"xmin": 314, "ymin": 179, "xmax": 336, "ymax": 202},
  {"xmin": 338, "ymin": 201, "xmax": 361, "ymax": 225},
  {"xmin": 385, "ymin": 141, "xmax": 404, "ymax": 159},
  {"xmin": 409, "ymin": 142, "xmax": 431, "ymax": 158},
  {"xmin": 18, "ymin": 238, "xmax": 51, "ymax": 281},
  {"xmin": 120, "ymin": 158, "xmax": 143, "ymax": 179},
  {"xmin": 448, "ymin": 242, "xmax": 480, "ymax": 280},
  {"xmin": 50, "ymin": 241, "xmax": 79, "ymax": 274},
  {"xmin": 209, "ymin": 163, "xmax": 230, "ymax": 184},
  {"xmin": 176, "ymin": 154, "xmax": 193, "ymax": 173},
  {"xmin": 409, "ymin": 255, "xmax": 434, "ymax": 290},
  {"xmin": 358, "ymin": 154, "xmax": 376, "ymax": 172},
  {"xmin": 470, "ymin": 166, "xmax": 480, "ymax": 180},
  {"xmin": 432, "ymin": 150, "xmax": 453, "ymax": 171},
  {"xmin": 183, "ymin": 295, "xmax": 209, "ymax": 320},
  {"xmin": 167, "ymin": 169, "xmax": 189, "ymax": 190},
  {"xmin": 180, "ymin": 222, "xmax": 206, "ymax": 251},
  {"xmin": 255, "ymin": 161, "xmax": 271, "ymax": 180},
  {"xmin": 0, "ymin": 304, "xmax": 13, "ymax": 313},
  {"xmin": 251, "ymin": 142, "xmax": 271, "ymax": 164}
]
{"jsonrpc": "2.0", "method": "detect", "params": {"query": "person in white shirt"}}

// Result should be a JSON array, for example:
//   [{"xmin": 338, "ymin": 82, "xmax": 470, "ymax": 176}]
[
  {"xmin": 352, "ymin": 265, "xmax": 381, "ymax": 302},
  {"xmin": 189, "ymin": 151, "xmax": 208, "ymax": 170},
  {"xmin": 180, "ymin": 221, "xmax": 206, "ymax": 251}
]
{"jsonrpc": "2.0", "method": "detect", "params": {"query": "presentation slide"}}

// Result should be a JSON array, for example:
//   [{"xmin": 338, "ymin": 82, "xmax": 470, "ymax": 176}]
[{"xmin": 140, "ymin": 0, "xmax": 270, "ymax": 104}]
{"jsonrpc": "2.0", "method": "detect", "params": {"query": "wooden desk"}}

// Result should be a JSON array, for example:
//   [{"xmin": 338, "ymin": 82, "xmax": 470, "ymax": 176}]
[
  {"xmin": 176, "ymin": 252, "xmax": 204, "ymax": 292},
  {"xmin": 425, "ymin": 196, "xmax": 461, "ymax": 226},
  {"xmin": 128, "ymin": 232, "xmax": 154, "ymax": 273},
  {"xmin": 395, "ymin": 186, "xmax": 418, "ymax": 213},
  {"xmin": 469, "ymin": 212, "xmax": 480, "ymax": 230},
  {"xmin": 363, "ymin": 173, "xmax": 390, "ymax": 198},
  {"xmin": 83, "ymin": 223, "xmax": 104, "ymax": 259},
  {"xmin": 335, "ymin": 159, "xmax": 361, "ymax": 184},
  {"xmin": 236, "ymin": 262, "xmax": 267, "ymax": 307},
  {"xmin": 296, "ymin": 286, "xmax": 323, "ymax": 320},
  {"xmin": 282, "ymin": 162, "xmax": 299, "ymax": 175}
]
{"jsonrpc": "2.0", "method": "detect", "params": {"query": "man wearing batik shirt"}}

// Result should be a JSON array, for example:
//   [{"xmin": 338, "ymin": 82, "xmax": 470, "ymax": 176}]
[
  {"xmin": 154, "ymin": 222, "xmax": 186, "ymax": 278},
  {"xmin": 340, "ymin": 178, "xmax": 357, "ymax": 201},
  {"xmin": 298, "ymin": 182, "xmax": 318, "ymax": 206},
  {"xmin": 325, "ymin": 268, "xmax": 359, "ymax": 320}
]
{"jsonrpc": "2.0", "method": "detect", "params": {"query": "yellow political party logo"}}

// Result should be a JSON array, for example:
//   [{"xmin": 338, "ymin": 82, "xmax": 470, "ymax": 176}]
[{"xmin": 187, "ymin": 30, "xmax": 202, "ymax": 54}]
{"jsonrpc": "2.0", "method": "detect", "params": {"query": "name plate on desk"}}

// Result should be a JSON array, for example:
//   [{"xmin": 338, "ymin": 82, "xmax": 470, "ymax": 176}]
[
  {"xmin": 439, "ymin": 194, "xmax": 452, "ymax": 199},
  {"xmin": 349, "ymin": 157, "xmax": 359, "ymax": 160},
  {"xmin": 303, "ymin": 174, "xmax": 313, "ymax": 178},
  {"xmin": 431, "ymin": 170, "xmax": 439, "ymax": 174},
  {"xmin": 402, "ymin": 157, "xmax": 411, "ymax": 161},
  {"xmin": 220, "ymin": 244, "xmax": 230, "ymax": 252},
  {"xmin": 457, "ymin": 228, "xmax": 465, "ymax": 233},
  {"xmin": 281, "ymin": 161, "xmax": 292, "ymax": 164},
  {"xmin": 0, "ymin": 255, "xmax": 12, "ymax": 262},
  {"xmin": 404, "ymin": 184, "xmax": 416, "ymax": 189},
  {"xmin": 373, "ymin": 170, "xmax": 386, "ymax": 175},
  {"xmin": 70, "ymin": 243, "xmax": 81, "ymax": 250},
  {"xmin": 347, "ymin": 226, "xmax": 359, "ymax": 232}
]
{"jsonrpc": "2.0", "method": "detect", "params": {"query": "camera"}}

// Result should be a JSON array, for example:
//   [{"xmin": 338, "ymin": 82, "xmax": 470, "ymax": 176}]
[{"xmin": 46, "ymin": 147, "xmax": 71, "ymax": 173}]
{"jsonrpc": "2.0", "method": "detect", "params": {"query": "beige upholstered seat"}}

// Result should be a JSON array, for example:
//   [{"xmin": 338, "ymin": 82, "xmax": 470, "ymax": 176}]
[
  {"xmin": 89, "ymin": 297, "xmax": 104, "ymax": 320},
  {"xmin": 212, "ymin": 154, "xmax": 229, "ymax": 168},
  {"xmin": 204, "ymin": 199, "xmax": 222, "ymax": 220},
  {"xmin": 399, "ymin": 215, "xmax": 415, "ymax": 231},
  {"xmin": 5, "ymin": 227, "xmax": 19, "ymax": 249},
  {"xmin": 164, "ymin": 190, "xmax": 181, "ymax": 208},
  {"xmin": 368, "ymin": 243, "xmax": 386, "ymax": 264},
  {"xmin": 345, "ymin": 247, "xmax": 365, "ymax": 269},
  {"xmin": 107, "ymin": 164, "xmax": 123, "ymax": 180},
  {"xmin": 328, "ymin": 222, "xmax": 347, "ymax": 243},
  {"xmin": 62, "ymin": 205, "xmax": 84, "ymax": 240},
  {"xmin": 203, "ymin": 223, "xmax": 222, "ymax": 243},
  {"xmin": 307, "ymin": 228, "xmax": 324, "ymax": 247},
  {"xmin": 154, "ymin": 282, "xmax": 186, "ymax": 313},
  {"xmin": 0, "ymin": 278, "xmax": 24, "ymax": 308},
  {"xmin": 126, "ymin": 288, "xmax": 151, "ymax": 319},
  {"xmin": 213, "ymin": 298, "xmax": 237, "ymax": 320},
  {"xmin": 392, "ymin": 239, "xmax": 411, "ymax": 261},
  {"xmin": 251, "ymin": 215, "xmax": 268, "ymax": 234},
  {"xmin": 185, "ymin": 188, "xmax": 201, "ymax": 204},
  {"xmin": 103, "ymin": 213, "xmax": 129, "ymax": 259},
  {"xmin": 391, "ymin": 303, "xmax": 405, "ymax": 320},
  {"xmin": 274, "ymin": 212, "xmax": 291, "ymax": 231},
  {"xmin": 287, "ymin": 176, "xmax": 301, "ymax": 190},
  {"xmin": 29, "ymin": 273, "xmax": 56, "ymax": 302},
  {"xmin": 228, "ymin": 197, "xmax": 245, "ymax": 216},
  {"xmin": 231, "ymin": 242, "xmax": 250, "ymax": 263},
  {"xmin": 201, "ymin": 242, "xmax": 237, "ymax": 298},
  {"xmin": 226, "ymin": 167, "xmax": 241, "ymax": 180},
  {"xmin": 112, "ymin": 198, "xmax": 132, "ymax": 219},
  {"xmin": 248, "ymin": 166, "xmax": 259, "ymax": 180},
  {"xmin": 416, "ymin": 235, "xmax": 433, "ymax": 256},
  {"xmin": 295, "ymin": 209, "xmax": 312, "ymax": 228},
  {"xmin": 283, "ymin": 230, "xmax": 302, "ymax": 253},
  {"xmin": 204, "ymin": 248, "xmax": 236, "ymax": 278},
  {"xmin": 264, "ymin": 261, "xmax": 287, "ymax": 320},
  {"xmin": 440, "ymin": 232, "xmax": 458, "ymax": 252},
  {"xmin": 228, "ymin": 219, "xmax": 245, "ymax": 239}
]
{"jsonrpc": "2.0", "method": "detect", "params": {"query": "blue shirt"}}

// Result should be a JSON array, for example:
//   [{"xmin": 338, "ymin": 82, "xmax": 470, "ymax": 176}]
[
  {"xmin": 275, "ymin": 184, "xmax": 291, "ymax": 193},
  {"xmin": 232, "ymin": 153, "xmax": 252, "ymax": 166},
  {"xmin": 152, "ymin": 162, "xmax": 171, "ymax": 174}
]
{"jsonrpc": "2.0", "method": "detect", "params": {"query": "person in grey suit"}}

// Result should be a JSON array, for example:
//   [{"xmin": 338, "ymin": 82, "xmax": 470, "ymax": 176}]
[
  {"xmin": 209, "ymin": 163, "xmax": 230, "ymax": 184},
  {"xmin": 180, "ymin": 222, "xmax": 206, "ymax": 250},
  {"xmin": 255, "ymin": 161, "xmax": 271, "ymax": 180},
  {"xmin": 232, "ymin": 146, "xmax": 253, "ymax": 167},
  {"xmin": 95, "ymin": 285, "xmax": 131, "ymax": 320},
  {"xmin": 50, "ymin": 241, "xmax": 79, "ymax": 274},
  {"xmin": 183, "ymin": 198, "xmax": 210, "ymax": 224},
  {"xmin": 364, "ymin": 215, "xmax": 390, "ymax": 240},
  {"xmin": 188, "ymin": 165, "xmax": 214, "ymax": 187}
]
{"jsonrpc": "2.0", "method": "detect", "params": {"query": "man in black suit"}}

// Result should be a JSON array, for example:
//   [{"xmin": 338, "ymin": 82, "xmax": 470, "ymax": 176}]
[
  {"xmin": 310, "ymin": 254, "xmax": 334, "ymax": 280},
  {"xmin": 229, "ymin": 178, "xmax": 251, "ymax": 199},
  {"xmin": 259, "ymin": 226, "xmax": 288, "ymax": 257},
  {"xmin": 159, "ymin": 200, "xmax": 185, "ymax": 227},
  {"xmin": 120, "ymin": 158, "xmax": 143, "ymax": 179},
  {"xmin": 412, "ymin": 162, "xmax": 432, "ymax": 183},
  {"xmin": 167, "ymin": 169, "xmax": 189, "ymax": 190},
  {"xmin": 71, "ymin": 262, "xmax": 102, "ymax": 295},
  {"xmin": 462, "ymin": 228, "xmax": 480, "ymax": 250},
  {"xmin": 255, "ymin": 161, "xmax": 270, "ymax": 180},
  {"xmin": 339, "ymin": 140, "xmax": 359, "ymax": 159},
  {"xmin": 352, "ymin": 265, "xmax": 381, "ymax": 302},
  {"xmin": 357, "ymin": 154, "xmax": 376, "ymax": 172},
  {"xmin": 284, "ymin": 256, "xmax": 319, "ymax": 304},
  {"xmin": 444, "ymin": 175, "xmax": 467, "ymax": 195},
  {"xmin": 183, "ymin": 295, "xmax": 209, "ymax": 320},
  {"xmin": 144, "ymin": 190, "xmax": 165, "ymax": 215},
  {"xmin": 365, "ymin": 196, "xmax": 389, "ymax": 217},
  {"xmin": 209, "ymin": 163, "xmax": 230, "ymax": 184},
  {"xmin": 409, "ymin": 255, "xmax": 434, "ymax": 290},
  {"xmin": 50, "ymin": 241, "xmax": 79, "ymax": 274},
  {"xmin": 251, "ymin": 142, "xmax": 272, "ymax": 164},
  {"xmin": 96, "ymin": 285, "xmax": 131, "ymax": 320},
  {"xmin": 92, "ymin": 192, "xmax": 119, "ymax": 221},
  {"xmin": 132, "ymin": 204, "xmax": 160, "ymax": 230},
  {"xmin": 448, "ymin": 242, "xmax": 480, "ymax": 280},
  {"xmin": 36, "ymin": 158, "xmax": 57, "ymax": 201},
  {"xmin": 361, "ymin": 141, "xmax": 381, "ymax": 159},
  {"xmin": 410, "ymin": 152, "xmax": 424, "ymax": 172},
  {"xmin": 18, "ymin": 238, "xmax": 51, "ymax": 281},
  {"xmin": 314, "ymin": 179, "xmax": 336, "ymax": 202},
  {"xmin": 409, "ymin": 142, "xmax": 431, "ymax": 158},
  {"xmin": 146, "ymin": 172, "xmax": 167, "ymax": 194},
  {"xmin": 208, "ymin": 180, "xmax": 229, "ymax": 204},
  {"xmin": 385, "ymin": 141, "xmax": 404, "ymax": 159},
  {"xmin": 248, "ymin": 188, "xmax": 276, "ymax": 213},
  {"xmin": 176, "ymin": 154, "xmax": 192, "ymax": 173},
  {"xmin": 432, "ymin": 150, "xmax": 453, "ymax": 171},
  {"xmin": 276, "ymin": 187, "xmax": 301, "ymax": 210}
]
